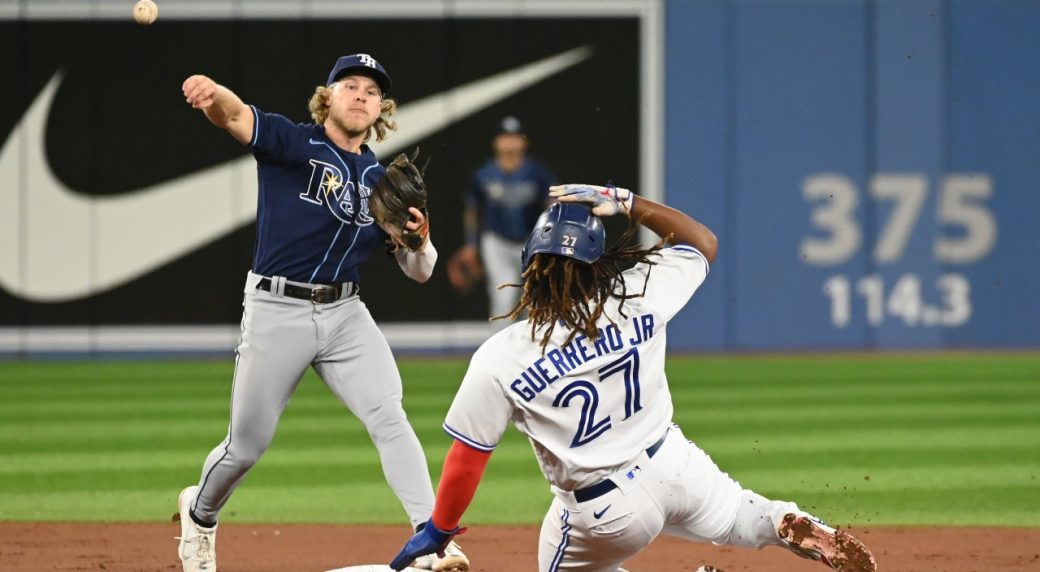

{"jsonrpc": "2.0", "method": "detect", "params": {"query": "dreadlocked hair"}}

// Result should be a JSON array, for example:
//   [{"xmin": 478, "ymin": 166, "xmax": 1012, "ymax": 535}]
[{"xmin": 496, "ymin": 218, "xmax": 670, "ymax": 350}]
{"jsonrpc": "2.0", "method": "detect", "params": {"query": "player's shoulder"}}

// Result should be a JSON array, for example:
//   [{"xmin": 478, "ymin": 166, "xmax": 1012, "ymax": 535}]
[
  {"xmin": 465, "ymin": 339, "xmax": 503, "ymax": 381},
  {"xmin": 473, "ymin": 159, "xmax": 498, "ymax": 179},
  {"xmin": 473, "ymin": 324, "xmax": 517, "ymax": 355},
  {"xmin": 526, "ymin": 156, "xmax": 552, "ymax": 171},
  {"xmin": 617, "ymin": 244, "xmax": 710, "ymax": 293},
  {"xmin": 626, "ymin": 243, "xmax": 708, "ymax": 271},
  {"xmin": 661, "ymin": 243, "xmax": 711, "ymax": 271},
  {"xmin": 470, "ymin": 323, "xmax": 528, "ymax": 367},
  {"xmin": 524, "ymin": 156, "xmax": 555, "ymax": 178},
  {"xmin": 252, "ymin": 106, "xmax": 309, "ymax": 128},
  {"xmin": 252, "ymin": 106, "xmax": 317, "ymax": 140}
]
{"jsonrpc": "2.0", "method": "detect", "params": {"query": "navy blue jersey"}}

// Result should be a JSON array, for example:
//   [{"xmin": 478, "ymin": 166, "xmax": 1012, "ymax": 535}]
[
  {"xmin": 467, "ymin": 158, "xmax": 557, "ymax": 243},
  {"xmin": 248, "ymin": 106, "xmax": 389, "ymax": 284}
]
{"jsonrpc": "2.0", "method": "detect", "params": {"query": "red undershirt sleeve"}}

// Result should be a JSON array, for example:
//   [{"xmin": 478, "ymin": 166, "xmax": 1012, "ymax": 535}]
[{"xmin": 431, "ymin": 439, "xmax": 493, "ymax": 531}]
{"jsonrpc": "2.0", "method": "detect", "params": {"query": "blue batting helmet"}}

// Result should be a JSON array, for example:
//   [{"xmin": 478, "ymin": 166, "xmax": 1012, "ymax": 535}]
[{"xmin": 521, "ymin": 203, "xmax": 606, "ymax": 271}]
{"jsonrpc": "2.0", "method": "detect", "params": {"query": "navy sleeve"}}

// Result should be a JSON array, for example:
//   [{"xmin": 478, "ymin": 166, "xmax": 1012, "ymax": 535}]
[
  {"xmin": 249, "ymin": 106, "xmax": 302, "ymax": 163},
  {"xmin": 465, "ymin": 172, "xmax": 483, "ymax": 207}
]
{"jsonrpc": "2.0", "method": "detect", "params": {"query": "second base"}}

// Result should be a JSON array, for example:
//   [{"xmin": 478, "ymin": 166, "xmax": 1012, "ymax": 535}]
[{"xmin": 326, "ymin": 566, "xmax": 426, "ymax": 572}]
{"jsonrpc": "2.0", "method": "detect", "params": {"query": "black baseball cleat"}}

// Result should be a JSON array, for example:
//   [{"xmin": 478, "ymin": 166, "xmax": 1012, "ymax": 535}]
[{"xmin": 777, "ymin": 513, "xmax": 877, "ymax": 572}]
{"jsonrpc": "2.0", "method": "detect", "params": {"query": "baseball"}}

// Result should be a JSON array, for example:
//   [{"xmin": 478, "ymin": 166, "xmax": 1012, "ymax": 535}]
[{"xmin": 133, "ymin": 0, "xmax": 158, "ymax": 25}]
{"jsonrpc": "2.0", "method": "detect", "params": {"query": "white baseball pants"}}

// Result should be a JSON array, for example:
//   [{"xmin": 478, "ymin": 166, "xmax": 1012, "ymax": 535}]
[{"xmin": 538, "ymin": 426, "xmax": 799, "ymax": 572}]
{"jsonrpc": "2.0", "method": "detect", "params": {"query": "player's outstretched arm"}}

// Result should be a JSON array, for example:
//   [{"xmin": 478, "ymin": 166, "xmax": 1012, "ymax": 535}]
[
  {"xmin": 550, "ymin": 184, "xmax": 718, "ymax": 262},
  {"xmin": 389, "ymin": 440, "xmax": 490, "ymax": 570},
  {"xmin": 182, "ymin": 75, "xmax": 254, "ymax": 145}
]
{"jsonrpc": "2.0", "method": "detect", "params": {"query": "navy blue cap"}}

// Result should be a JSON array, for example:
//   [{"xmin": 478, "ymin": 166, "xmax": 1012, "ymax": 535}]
[
  {"xmin": 496, "ymin": 116, "xmax": 525, "ymax": 136},
  {"xmin": 327, "ymin": 53, "xmax": 392, "ymax": 96},
  {"xmin": 521, "ymin": 203, "xmax": 606, "ymax": 270}
]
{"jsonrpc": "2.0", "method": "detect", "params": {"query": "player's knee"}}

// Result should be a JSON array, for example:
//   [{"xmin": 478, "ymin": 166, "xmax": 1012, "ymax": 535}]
[{"xmin": 362, "ymin": 404, "xmax": 412, "ymax": 442}]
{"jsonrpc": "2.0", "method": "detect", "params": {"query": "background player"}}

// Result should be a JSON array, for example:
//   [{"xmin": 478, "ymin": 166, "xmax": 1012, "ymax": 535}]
[
  {"xmin": 391, "ymin": 184, "xmax": 877, "ymax": 571},
  {"xmin": 446, "ymin": 116, "xmax": 557, "ymax": 325},
  {"xmin": 176, "ymin": 54, "xmax": 467, "ymax": 572}
]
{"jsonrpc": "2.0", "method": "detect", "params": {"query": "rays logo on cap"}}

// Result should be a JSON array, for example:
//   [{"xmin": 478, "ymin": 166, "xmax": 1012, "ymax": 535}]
[
  {"xmin": 358, "ymin": 54, "xmax": 377, "ymax": 68},
  {"xmin": 326, "ymin": 53, "xmax": 393, "ymax": 94}
]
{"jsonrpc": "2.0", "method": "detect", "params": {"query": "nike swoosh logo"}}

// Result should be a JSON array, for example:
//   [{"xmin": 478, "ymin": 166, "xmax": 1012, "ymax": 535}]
[
  {"xmin": 593, "ymin": 505, "xmax": 611, "ymax": 519},
  {"xmin": 0, "ymin": 46, "xmax": 593, "ymax": 302}
]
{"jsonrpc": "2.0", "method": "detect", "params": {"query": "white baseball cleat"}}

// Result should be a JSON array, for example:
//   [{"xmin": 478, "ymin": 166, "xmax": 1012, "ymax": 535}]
[
  {"xmin": 411, "ymin": 539, "xmax": 469, "ymax": 571},
  {"xmin": 777, "ymin": 513, "xmax": 876, "ymax": 572},
  {"xmin": 174, "ymin": 485, "xmax": 218, "ymax": 571}
]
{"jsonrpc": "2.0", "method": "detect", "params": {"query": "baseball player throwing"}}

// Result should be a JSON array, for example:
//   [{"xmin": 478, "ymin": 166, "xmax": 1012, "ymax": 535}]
[
  {"xmin": 175, "ymin": 54, "xmax": 467, "ymax": 571},
  {"xmin": 390, "ymin": 185, "xmax": 876, "ymax": 571}
]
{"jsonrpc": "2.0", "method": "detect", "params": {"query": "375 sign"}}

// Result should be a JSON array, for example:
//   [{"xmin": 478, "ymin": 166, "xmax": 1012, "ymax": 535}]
[{"xmin": 800, "ymin": 173, "xmax": 997, "ymax": 329}]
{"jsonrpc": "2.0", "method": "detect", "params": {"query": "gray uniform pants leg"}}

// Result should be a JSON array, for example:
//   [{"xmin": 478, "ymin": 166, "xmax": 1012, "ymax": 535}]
[
  {"xmin": 192, "ymin": 280, "xmax": 435, "ymax": 526},
  {"xmin": 192, "ymin": 289, "xmax": 314, "ymax": 522},
  {"xmin": 313, "ymin": 296, "xmax": 435, "ymax": 527},
  {"xmin": 481, "ymin": 232, "xmax": 523, "ymax": 322}
]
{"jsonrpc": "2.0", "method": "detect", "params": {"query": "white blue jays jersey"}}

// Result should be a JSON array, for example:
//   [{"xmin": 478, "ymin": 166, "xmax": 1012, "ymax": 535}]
[
  {"xmin": 443, "ymin": 245, "xmax": 710, "ymax": 490},
  {"xmin": 248, "ymin": 106, "xmax": 389, "ymax": 284}
]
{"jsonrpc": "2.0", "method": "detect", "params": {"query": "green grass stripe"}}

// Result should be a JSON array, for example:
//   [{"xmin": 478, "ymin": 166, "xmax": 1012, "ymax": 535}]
[
  {"xmin": 7, "ymin": 399, "xmax": 1036, "ymax": 439},
  {"xmin": 11, "ymin": 419, "xmax": 1033, "ymax": 457},
  {"xmin": 0, "ymin": 480, "xmax": 552, "ymax": 524},
  {"xmin": 1, "ymin": 454, "xmax": 1032, "ymax": 495},
  {"xmin": 750, "ymin": 486, "xmax": 1040, "ymax": 527},
  {"xmin": 734, "ymin": 463, "xmax": 1038, "ymax": 491},
  {"xmin": 685, "ymin": 423, "xmax": 1040, "ymax": 451},
  {"xmin": 0, "ymin": 436, "xmax": 539, "ymax": 474},
  {"xmin": 709, "ymin": 445, "xmax": 1038, "ymax": 472},
  {"xmin": 2, "ymin": 441, "xmax": 1033, "ymax": 479},
  {"xmin": 4, "ymin": 394, "xmax": 1038, "ymax": 424}
]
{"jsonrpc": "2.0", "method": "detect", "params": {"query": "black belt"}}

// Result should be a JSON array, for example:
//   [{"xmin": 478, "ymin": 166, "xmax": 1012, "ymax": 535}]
[
  {"xmin": 256, "ymin": 277, "xmax": 359, "ymax": 304},
  {"xmin": 573, "ymin": 431, "xmax": 669, "ymax": 503}
]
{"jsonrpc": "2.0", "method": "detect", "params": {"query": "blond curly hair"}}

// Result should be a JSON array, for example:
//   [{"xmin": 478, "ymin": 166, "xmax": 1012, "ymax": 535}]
[{"xmin": 308, "ymin": 85, "xmax": 397, "ymax": 143}]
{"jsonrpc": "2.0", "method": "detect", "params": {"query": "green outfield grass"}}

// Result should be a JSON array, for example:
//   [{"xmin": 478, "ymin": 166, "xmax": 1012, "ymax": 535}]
[{"xmin": 1, "ymin": 353, "xmax": 1038, "ymax": 526}]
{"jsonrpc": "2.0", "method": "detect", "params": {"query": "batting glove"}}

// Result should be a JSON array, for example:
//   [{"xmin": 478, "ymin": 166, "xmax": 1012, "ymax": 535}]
[
  {"xmin": 549, "ymin": 182, "xmax": 635, "ymax": 217},
  {"xmin": 389, "ymin": 518, "xmax": 466, "ymax": 571}
]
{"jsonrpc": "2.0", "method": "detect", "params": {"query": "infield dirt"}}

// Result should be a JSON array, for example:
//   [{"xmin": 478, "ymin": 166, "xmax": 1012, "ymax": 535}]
[{"xmin": 1, "ymin": 522, "xmax": 1038, "ymax": 571}]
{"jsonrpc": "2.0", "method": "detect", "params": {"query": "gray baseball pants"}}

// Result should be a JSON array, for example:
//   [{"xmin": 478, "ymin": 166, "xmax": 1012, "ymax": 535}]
[
  {"xmin": 480, "ymin": 231, "xmax": 524, "ymax": 323},
  {"xmin": 190, "ymin": 271, "xmax": 435, "ymax": 527}
]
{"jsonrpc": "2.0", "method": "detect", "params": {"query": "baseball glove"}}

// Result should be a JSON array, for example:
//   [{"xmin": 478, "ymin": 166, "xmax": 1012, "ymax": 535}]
[
  {"xmin": 371, "ymin": 149, "xmax": 430, "ymax": 252},
  {"xmin": 446, "ymin": 246, "xmax": 485, "ymax": 293}
]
